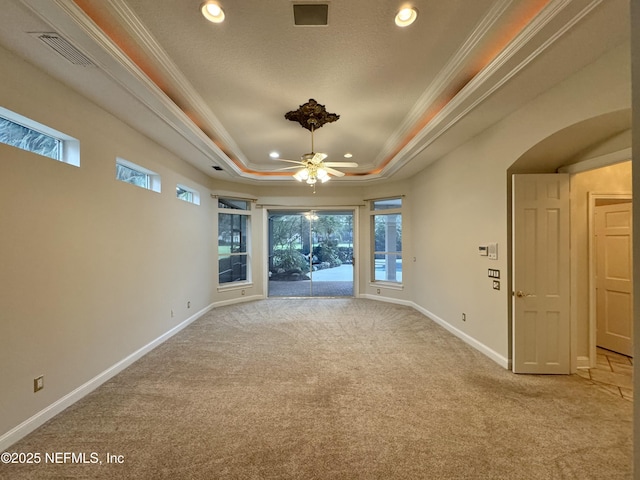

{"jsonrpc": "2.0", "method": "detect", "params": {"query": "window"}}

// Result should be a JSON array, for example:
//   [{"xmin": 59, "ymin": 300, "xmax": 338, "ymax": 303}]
[
  {"xmin": 0, "ymin": 106, "xmax": 79, "ymax": 166},
  {"xmin": 176, "ymin": 184, "xmax": 200, "ymax": 205},
  {"xmin": 115, "ymin": 158, "xmax": 161, "ymax": 192},
  {"xmin": 371, "ymin": 197, "xmax": 403, "ymax": 283},
  {"xmin": 218, "ymin": 198, "xmax": 251, "ymax": 285}
]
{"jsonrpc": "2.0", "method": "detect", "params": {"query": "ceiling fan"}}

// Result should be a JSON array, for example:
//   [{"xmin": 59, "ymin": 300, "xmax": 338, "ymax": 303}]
[{"xmin": 274, "ymin": 99, "xmax": 358, "ymax": 191}]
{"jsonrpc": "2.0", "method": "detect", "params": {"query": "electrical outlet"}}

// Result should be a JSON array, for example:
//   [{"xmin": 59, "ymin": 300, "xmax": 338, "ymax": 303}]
[
  {"xmin": 187, "ymin": 301, "xmax": 191, "ymax": 309},
  {"xmin": 376, "ymin": 288, "xmax": 381, "ymax": 294},
  {"xmin": 241, "ymin": 289, "xmax": 246, "ymax": 296},
  {"xmin": 34, "ymin": 375, "xmax": 44, "ymax": 392},
  {"xmin": 462, "ymin": 313, "xmax": 466, "ymax": 322}
]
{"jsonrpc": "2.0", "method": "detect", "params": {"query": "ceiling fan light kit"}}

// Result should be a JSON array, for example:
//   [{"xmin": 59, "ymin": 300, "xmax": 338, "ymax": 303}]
[{"xmin": 279, "ymin": 99, "xmax": 358, "ymax": 192}]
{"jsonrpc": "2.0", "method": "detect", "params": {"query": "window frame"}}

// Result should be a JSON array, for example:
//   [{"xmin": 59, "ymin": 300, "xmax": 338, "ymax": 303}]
[
  {"xmin": 115, "ymin": 157, "xmax": 161, "ymax": 193},
  {"xmin": 217, "ymin": 196, "xmax": 253, "ymax": 289},
  {"xmin": 0, "ymin": 106, "xmax": 79, "ymax": 166},
  {"xmin": 370, "ymin": 197, "xmax": 403, "ymax": 287},
  {"xmin": 176, "ymin": 184, "xmax": 200, "ymax": 205}
]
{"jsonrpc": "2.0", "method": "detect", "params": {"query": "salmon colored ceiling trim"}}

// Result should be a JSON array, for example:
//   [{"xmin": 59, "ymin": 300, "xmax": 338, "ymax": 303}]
[
  {"xmin": 73, "ymin": 0, "xmax": 550, "ymax": 179},
  {"xmin": 72, "ymin": 0, "xmax": 249, "ymax": 173},
  {"xmin": 476, "ymin": 0, "xmax": 552, "ymax": 71},
  {"xmin": 372, "ymin": 0, "xmax": 551, "ymax": 176},
  {"xmin": 73, "ymin": 1, "xmax": 167, "ymax": 92}
]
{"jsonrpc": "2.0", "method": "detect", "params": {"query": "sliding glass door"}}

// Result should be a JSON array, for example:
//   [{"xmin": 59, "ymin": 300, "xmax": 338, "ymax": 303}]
[{"xmin": 268, "ymin": 210, "xmax": 354, "ymax": 297}]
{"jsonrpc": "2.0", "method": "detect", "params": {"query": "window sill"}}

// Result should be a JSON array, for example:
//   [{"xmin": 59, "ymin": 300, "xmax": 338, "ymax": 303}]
[
  {"xmin": 370, "ymin": 282, "xmax": 404, "ymax": 291},
  {"xmin": 217, "ymin": 282, "xmax": 253, "ymax": 293}
]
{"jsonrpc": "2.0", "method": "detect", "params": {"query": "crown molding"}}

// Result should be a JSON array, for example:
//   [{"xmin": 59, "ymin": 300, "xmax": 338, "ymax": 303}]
[
  {"xmin": 104, "ymin": 0, "xmax": 248, "ymax": 171},
  {"xmin": 16, "ymin": 0, "xmax": 606, "ymax": 184},
  {"xmin": 18, "ymin": 0, "xmax": 243, "ymax": 177},
  {"xmin": 381, "ymin": 0, "xmax": 604, "ymax": 180},
  {"xmin": 377, "ymin": 0, "xmax": 515, "ymax": 165}
]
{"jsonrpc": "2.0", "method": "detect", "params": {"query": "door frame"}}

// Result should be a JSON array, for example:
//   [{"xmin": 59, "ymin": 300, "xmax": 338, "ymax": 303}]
[
  {"xmin": 587, "ymin": 192, "xmax": 633, "ymax": 365},
  {"xmin": 263, "ymin": 206, "xmax": 359, "ymax": 298}
]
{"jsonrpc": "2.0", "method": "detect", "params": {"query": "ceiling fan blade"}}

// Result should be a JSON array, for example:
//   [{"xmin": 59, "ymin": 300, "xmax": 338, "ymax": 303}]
[
  {"xmin": 312, "ymin": 152, "xmax": 327, "ymax": 163},
  {"xmin": 324, "ymin": 162, "xmax": 358, "ymax": 168},
  {"xmin": 275, "ymin": 166, "xmax": 305, "ymax": 171},
  {"xmin": 274, "ymin": 158, "xmax": 304, "ymax": 165},
  {"xmin": 325, "ymin": 167, "xmax": 345, "ymax": 177}
]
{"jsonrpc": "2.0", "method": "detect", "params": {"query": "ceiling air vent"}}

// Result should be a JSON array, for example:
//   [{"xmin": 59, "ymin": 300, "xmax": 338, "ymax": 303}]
[
  {"xmin": 30, "ymin": 32, "xmax": 94, "ymax": 67},
  {"xmin": 212, "ymin": 165, "xmax": 223, "ymax": 171},
  {"xmin": 293, "ymin": 4, "xmax": 329, "ymax": 26}
]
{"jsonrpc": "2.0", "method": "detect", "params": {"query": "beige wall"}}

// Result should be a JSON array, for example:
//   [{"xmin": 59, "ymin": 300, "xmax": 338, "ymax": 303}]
[
  {"xmin": 408, "ymin": 42, "xmax": 630, "ymax": 366},
  {"xmin": 571, "ymin": 161, "xmax": 632, "ymax": 361},
  {"xmin": 0, "ymin": 46, "xmax": 215, "ymax": 440}
]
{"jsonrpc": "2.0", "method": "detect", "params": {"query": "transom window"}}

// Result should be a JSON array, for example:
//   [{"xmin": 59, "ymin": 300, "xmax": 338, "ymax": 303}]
[
  {"xmin": 0, "ymin": 106, "xmax": 79, "ymax": 166},
  {"xmin": 115, "ymin": 158, "xmax": 161, "ymax": 192},
  {"xmin": 177, "ymin": 184, "xmax": 200, "ymax": 205}
]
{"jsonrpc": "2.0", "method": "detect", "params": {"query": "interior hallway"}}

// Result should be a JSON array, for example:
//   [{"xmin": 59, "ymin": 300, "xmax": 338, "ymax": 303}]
[{"xmin": 576, "ymin": 347, "xmax": 633, "ymax": 402}]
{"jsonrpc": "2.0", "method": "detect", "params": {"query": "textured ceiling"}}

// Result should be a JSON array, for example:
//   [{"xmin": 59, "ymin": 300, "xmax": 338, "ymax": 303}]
[{"xmin": 0, "ymin": 0, "xmax": 631, "ymax": 185}]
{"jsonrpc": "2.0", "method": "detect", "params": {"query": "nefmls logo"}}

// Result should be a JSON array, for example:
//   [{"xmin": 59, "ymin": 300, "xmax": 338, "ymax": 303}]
[{"xmin": 45, "ymin": 452, "xmax": 100, "ymax": 464}]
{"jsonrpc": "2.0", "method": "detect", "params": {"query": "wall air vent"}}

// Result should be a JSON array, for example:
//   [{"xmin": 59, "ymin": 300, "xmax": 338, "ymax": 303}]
[
  {"xmin": 293, "ymin": 4, "xmax": 329, "ymax": 26},
  {"xmin": 30, "ymin": 32, "xmax": 94, "ymax": 67}
]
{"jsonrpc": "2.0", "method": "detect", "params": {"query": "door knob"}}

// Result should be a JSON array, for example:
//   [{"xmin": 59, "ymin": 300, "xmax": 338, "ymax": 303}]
[{"xmin": 515, "ymin": 290, "xmax": 532, "ymax": 298}]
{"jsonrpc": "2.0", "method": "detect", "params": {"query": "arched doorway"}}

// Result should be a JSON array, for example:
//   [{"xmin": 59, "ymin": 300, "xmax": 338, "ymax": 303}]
[{"xmin": 508, "ymin": 109, "xmax": 632, "ymax": 373}]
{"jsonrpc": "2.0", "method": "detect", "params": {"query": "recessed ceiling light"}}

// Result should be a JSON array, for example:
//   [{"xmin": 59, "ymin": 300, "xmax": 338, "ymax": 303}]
[
  {"xmin": 344, "ymin": 153, "xmax": 353, "ymax": 158},
  {"xmin": 269, "ymin": 151, "xmax": 280, "ymax": 158},
  {"xmin": 395, "ymin": 7, "xmax": 417, "ymax": 27},
  {"xmin": 201, "ymin": 1, "xmax": 225, "ymax": 23}
]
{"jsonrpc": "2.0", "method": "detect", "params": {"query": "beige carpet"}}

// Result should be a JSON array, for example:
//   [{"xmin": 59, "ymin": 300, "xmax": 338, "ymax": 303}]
[{"xmin": 1, "ymin": 299, "xmax": 632, "ymax": 479}]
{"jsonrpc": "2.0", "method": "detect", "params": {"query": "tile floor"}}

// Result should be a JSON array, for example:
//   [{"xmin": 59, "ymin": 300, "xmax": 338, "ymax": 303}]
[{"xmin": 576, "ymin": 347, "xmax": 633, "ymax": 402}]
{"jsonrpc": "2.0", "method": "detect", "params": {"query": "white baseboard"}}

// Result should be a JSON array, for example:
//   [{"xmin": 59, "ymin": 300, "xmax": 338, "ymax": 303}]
[
  {"xmin": 359, "ymin": 293, "xmax": 413, "ymax": 307},
  {"xmin": 213, "ymin": 294, "xmax": 264, "ymax": 308},
  {"xmin": 362, "ymin": 294, "xmax": 510, "ymax": 369},
  {"xmin": 411, "ymin": 303, "xmax": 511, "ymax": 369},
  {"xmin": 0, "ymin": 302, "xmax": 214, "ymax": 452}
]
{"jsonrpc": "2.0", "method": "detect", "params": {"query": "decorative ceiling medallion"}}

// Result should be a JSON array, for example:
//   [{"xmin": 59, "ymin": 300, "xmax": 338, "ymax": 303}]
[{"xmin": 284, "ymin": 98, "xmax": 339, "ymax": 131}]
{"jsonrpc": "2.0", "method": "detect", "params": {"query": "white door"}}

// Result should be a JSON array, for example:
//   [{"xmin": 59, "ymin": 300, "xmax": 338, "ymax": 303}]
[
  {"xmin": 595, "ymin": 202, "xmax": 633, "ymax": 356},
  {"xmin": 512, "ymin": 174, "xmax": 571, "ymax": 374}
]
